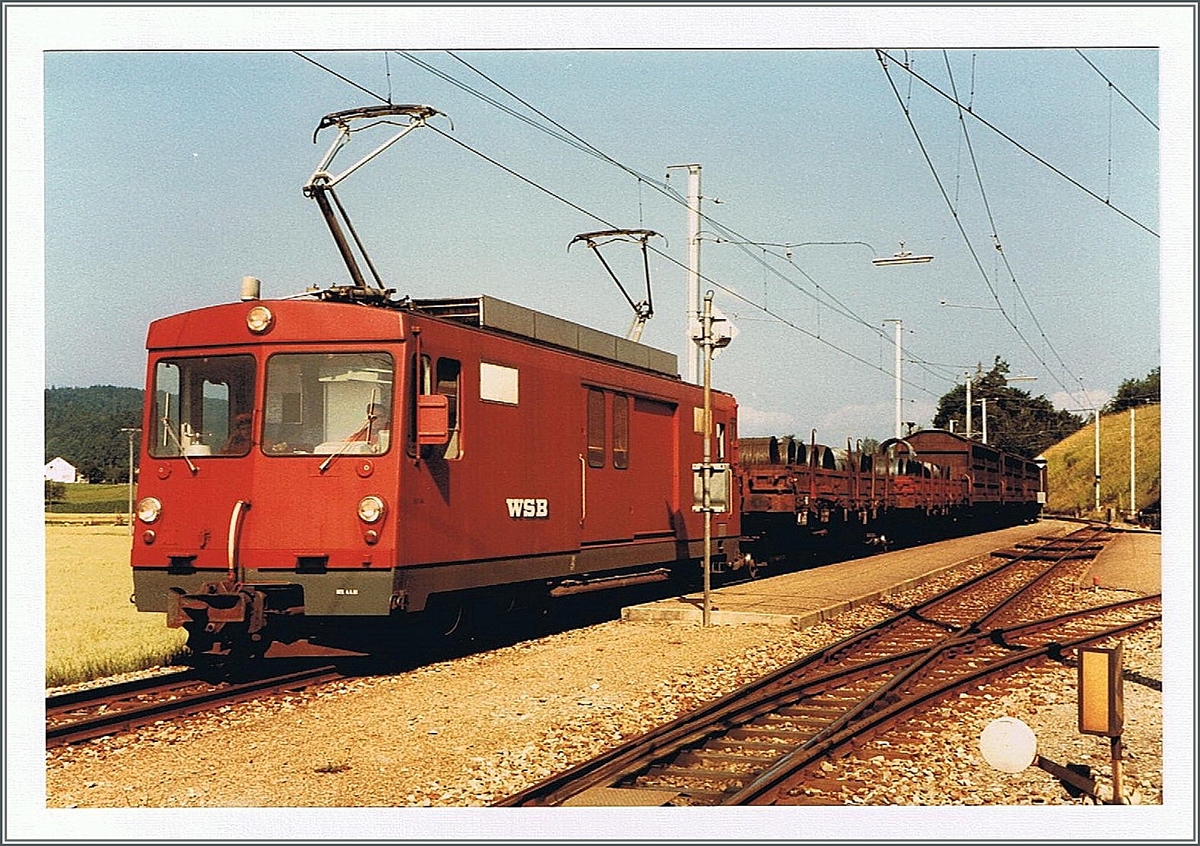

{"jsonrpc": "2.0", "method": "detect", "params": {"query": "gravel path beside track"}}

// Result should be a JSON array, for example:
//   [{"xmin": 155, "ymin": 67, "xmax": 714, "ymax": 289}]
[{"xmin": 46, "ymin": 554, "xmax": 1162, "ymax": 813}]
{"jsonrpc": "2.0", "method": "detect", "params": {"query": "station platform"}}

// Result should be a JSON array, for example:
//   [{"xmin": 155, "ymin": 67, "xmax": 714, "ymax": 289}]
[
  {"xmin": 621, "ymin": 519, "xmax": 1161, "ymax": 628},
  {"xmin": 1084, "ymin": 528, "xmax": 1162, "ymax": 595}
]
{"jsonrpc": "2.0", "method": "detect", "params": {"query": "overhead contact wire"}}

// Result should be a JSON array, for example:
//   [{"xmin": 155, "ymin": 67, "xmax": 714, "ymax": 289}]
[
  {"xmin": 941, "ymin": 51, "xmax": 1087, "ymax": 403},
  {"xmin": 877, "ymin": 49, "xmax": 1157, "ymax": 238},
  {"xmin": 880, "ymin": 51, "xmax": 1087, "ymax": 409}
]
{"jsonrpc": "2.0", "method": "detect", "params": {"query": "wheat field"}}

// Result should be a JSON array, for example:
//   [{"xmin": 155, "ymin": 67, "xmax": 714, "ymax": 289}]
[{"xmin": 45, "ymin": 523, "xmax": 186, "ymax": 687}]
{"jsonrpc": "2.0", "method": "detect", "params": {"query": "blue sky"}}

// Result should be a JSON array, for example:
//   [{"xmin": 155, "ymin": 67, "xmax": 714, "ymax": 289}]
[
  {"xmin": 7, "ymin": 5, "xmax": 1196, "ymax": 842},
  {"xmin": 23, "ymin": 12, "xmax": 1183, "ymax": 449}
]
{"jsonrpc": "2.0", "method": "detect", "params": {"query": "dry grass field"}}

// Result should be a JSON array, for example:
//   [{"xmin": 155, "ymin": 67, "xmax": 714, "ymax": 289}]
[
  {"xmin": 1042, "ymin": 403, "xmax": 1160, "ymax": 517},
  {"xmin": 45, "ymin": 522, "xmax": 186, "ymax": 687}
]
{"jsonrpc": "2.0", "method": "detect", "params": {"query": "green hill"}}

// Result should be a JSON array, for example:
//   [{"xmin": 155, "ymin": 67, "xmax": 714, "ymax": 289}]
[
  {"xmin": 1041, "ymin": 403, "xmax": 1160, "ymax": 520},
  {"xmin": 45, "ymin": 386, "xmax": 144, "ymax": 483}
]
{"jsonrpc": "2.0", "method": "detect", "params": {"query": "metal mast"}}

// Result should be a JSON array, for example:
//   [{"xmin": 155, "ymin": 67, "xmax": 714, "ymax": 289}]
[
  {"xmin": 885, "ymin": 319, "xmax": 903, "ymax": 439},
  {"xmin": 668, "ymin": 164, "xmax": 704, "ymax": 384}
]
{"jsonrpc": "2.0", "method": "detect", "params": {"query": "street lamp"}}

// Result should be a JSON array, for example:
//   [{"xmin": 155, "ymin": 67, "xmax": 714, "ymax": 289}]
[
  {"xmin": 939, "ymin": 299, "xmax": 1001, "ymax": 311},
  {"xmin": 872, "ymin": 240, "xmax": 934, "ymax": 266},
  {"xmin": 119, "ymin": 427, "xmax": 141, "ymax": 535}
]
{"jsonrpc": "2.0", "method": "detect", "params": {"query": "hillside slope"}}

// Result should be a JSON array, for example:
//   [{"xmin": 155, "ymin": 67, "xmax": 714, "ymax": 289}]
[
  {"xmin": 45, "ymin": 386, "xmax": 144, "ymax": 483},
  {"xmin": 1040, "ymin": 403, "xmax": 1160, "ymax": 519}
]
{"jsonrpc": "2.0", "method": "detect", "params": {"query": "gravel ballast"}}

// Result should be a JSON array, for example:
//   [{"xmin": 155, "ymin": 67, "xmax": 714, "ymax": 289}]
[{"xmin": 33, "ymin": 543, "xmax": 1180, "ymax": 842}]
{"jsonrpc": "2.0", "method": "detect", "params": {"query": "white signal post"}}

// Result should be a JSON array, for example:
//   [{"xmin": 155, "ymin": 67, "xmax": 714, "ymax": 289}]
[
  {"xmin": 1130, "ymin": 405, "xmax": 1136, "ymax": 518},
  {"xmin": 885, "ymin": 319, "xmax": 903, "ymax": 440},
  {"xmin": 696, "ymin": 291, "xmax": 731, "ymax": 626},
  {"xmin": 119, "ymin": 427, "xmax": 141, "ymax": 536}
]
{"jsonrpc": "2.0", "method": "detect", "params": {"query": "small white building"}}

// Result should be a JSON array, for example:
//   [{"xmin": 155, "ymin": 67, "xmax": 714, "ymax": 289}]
[{"xmin": 44, "ymin": 457, "xmax": 82, "ymax": 484}]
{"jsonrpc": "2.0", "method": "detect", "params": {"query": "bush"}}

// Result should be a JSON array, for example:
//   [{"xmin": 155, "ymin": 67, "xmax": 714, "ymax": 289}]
[{"xmin": 45, "ymin": 480, "xmax": 67, "ymax": 507}]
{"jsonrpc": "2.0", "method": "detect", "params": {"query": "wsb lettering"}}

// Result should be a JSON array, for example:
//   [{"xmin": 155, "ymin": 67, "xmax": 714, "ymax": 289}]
[{"xmin": 506, "ymin": 498, "xmax": 549, "ymax": 518}]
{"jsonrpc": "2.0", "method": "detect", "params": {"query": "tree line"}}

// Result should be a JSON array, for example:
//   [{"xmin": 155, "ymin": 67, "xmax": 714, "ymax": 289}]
[
  {"xmin": 43, "ymin": 363, "xmax": 1160, "ymax": 478},
  {"xmin": 45, "ymin": 386, "xmax": 144, "ymax": 483},
  {"xmin": 930, "ymin": 360, "xmax": 1160, "ymax": 459},
  {"xmin": 931, "ymin": 358, "xmax": 1082, "ymax": 459}
]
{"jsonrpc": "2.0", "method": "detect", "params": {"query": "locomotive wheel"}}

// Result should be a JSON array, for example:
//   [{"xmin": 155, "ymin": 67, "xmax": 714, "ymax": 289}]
[{"xmin": 420, "ymin": 597, "xmax": 465, "ymax": 639}]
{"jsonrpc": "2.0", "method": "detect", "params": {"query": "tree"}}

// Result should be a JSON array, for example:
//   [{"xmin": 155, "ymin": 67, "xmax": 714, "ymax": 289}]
[
  {"xmin": 44, "ymin": 386, "xmax": 143, "ymax": 482},
  {"xmin": 931, "ymin": 357, "xmax": 1084, "ymax": 458},
  {"xmin": 45, "ymin": 480, "xmax": 67, "ymax": 508},
  {"xmin": 1104, "ymin": 366, "xmax": 1160, "ymax": 413}
]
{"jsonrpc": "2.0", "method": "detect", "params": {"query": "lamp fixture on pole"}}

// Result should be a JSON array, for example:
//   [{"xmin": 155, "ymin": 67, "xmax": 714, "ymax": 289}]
[
  {"xmin": 940, "ymin": 299, "xmax": 1000, "ymax": 311},
  {"xmin": 872, "ymin": 240, "xmax": 934, "ymax": 266}
]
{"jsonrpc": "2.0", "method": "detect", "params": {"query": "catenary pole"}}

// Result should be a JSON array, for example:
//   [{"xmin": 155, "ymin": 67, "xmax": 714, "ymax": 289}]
[{"xmin": 668, "ymin": 164, "xmax": 704, "ymax": 385}]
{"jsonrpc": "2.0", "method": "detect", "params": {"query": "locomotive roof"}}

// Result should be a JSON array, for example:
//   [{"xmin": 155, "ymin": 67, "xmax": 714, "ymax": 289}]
[
  {"xmin": 146, "ymin": 294, "xmax": 680, "ymax": 379},
  {"xmin": 410, "ymin": 295, "xmax": 679, "ymax": 378}
]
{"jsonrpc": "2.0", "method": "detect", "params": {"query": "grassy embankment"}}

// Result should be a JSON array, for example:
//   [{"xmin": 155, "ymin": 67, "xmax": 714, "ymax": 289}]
[
  {"xmin": 45, "ymin": 482, "xmax": 130, "ymax": 516},
  {"xmin": 45, "ymin": 485, "xmax": 187, "ymax": 687},
  {"xmin": 1040, "ymin": 403, "xmax": 1161, "ymax": 519}
]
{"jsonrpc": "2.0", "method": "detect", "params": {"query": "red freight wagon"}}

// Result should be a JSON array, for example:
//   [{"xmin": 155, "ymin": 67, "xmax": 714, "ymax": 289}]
[
  {"xmin": 902, "ymin": 429, "xmax": 1044, "ymax": 523},
  {"xmin": 131, "ymin": 293, "xmax": 740, "ymax": 656}
]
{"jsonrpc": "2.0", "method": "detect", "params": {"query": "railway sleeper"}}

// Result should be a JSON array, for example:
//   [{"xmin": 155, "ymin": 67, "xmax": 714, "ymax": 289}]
[
  {"xmin": 625, "ymin": 783, "xmax": 729, "ymax": 806},
  {"xmin": 640, "ymin": 766, "xmax": 747, "ymax": 787},
  {"xmin": 705, "ymin": 739, "xmax": 793, "ymax": 756},
  {"xmin": 755, "ymin": 713, "xmax": 835, "ymax": 729},
  {"xmin": 675, "ymin": 750, "xmax": 776, "ymax": 772},
  {"xmin": 728, "ymin": 725, "xmax": 814, "ymax": 743},
  {"xmin": 772, "ymin": 700, "xmax": 859, "ymax": 715}
]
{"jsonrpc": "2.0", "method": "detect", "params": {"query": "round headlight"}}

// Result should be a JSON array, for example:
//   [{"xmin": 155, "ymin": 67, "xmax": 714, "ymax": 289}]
[
  {"xmin": 136, "ymin": 496, "xmax": 162, "ymax": 524},
  {"xmin": 357, "ymin": 495, "xmax": 385, "ymax": 524},
  {"xmin": 246, "ymin": 305, "xmax": 274, "ymax": 334}
]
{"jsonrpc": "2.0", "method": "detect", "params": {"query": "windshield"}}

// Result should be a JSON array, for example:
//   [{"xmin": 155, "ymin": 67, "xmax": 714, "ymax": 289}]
[
  {"xmin": 150, "ymin": 355, "xmax": 256, "ymax": 457},
  {"xmin": 263, "ymin": 352, "xmax": 394, "ymax": 456}
]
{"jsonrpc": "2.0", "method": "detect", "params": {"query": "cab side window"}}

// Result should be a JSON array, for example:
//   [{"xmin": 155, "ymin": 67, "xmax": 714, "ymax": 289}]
[
  {"xmin": 587, "ymin": 388, "xmax": 605, "ymax": 468},
  {"xmin": 436, "ymin": 357, "xmax": 462, "ymax": 460},
  {"xmin": 411, "ymin": 353, "xmax": 463, "ymax": 460},
  {"xmin": 612, "ymin": 393, "xmax": 629, "ymax": 470}
]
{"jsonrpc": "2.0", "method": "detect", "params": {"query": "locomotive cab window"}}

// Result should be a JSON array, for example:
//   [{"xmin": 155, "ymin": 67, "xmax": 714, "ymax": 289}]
[
  {"xmin": 410, "ymin": 354, "xmax": 462, "ymax": 460},
  {"xmin": 262, "ymin": 352, "xmax": 394, "ymax": 455},
  {"xmin": 150, "ymin": 355, "xmax": 256, "ymax": 458}
]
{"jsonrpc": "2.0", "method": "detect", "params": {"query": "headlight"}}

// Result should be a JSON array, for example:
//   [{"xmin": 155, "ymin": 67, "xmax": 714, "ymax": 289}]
[
  {"xmin": 136, "ymin": 496, "xmax": 162, "ymax": 523},
  {"xmin": 246, "ymin": 305, "xmax": 274, "ymax": 334},
  {"xmin": 357, "ymin": 495, "xmax": 385, "ymax": 523}
]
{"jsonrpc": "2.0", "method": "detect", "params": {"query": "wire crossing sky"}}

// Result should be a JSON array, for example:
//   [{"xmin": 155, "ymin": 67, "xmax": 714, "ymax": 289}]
[
  {"xmin": 35, "ymin": 41, "xmax": 1167, "ymax": 440},
  {"xmin": 5, "ymin": 7, "xmax": 1196, "ymax": 845}
]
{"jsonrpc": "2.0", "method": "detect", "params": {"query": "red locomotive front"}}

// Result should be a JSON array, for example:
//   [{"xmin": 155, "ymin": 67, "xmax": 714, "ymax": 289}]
[{"xmin": 130, "ymin": 294, "xmax": 740, "ymax": 657}]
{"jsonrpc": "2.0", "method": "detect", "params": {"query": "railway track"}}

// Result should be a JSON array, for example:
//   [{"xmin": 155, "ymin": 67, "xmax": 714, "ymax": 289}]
[
  {"xmin": 46, "ymin": 663, "xmax": 345, "ymax": 749},
  {"xmin": 496, "ymin": 526, "xmax": 1162, "ymax": 807}
]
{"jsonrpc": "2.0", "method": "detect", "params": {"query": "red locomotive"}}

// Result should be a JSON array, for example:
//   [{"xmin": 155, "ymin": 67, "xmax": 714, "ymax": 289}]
[
  {"xmin": 127, "ymin": 104, "xmax": 1044, "ymax": 659},
  {"xmin": 131, "ymin": 292, "xmax": 741, "ymax": 656}
]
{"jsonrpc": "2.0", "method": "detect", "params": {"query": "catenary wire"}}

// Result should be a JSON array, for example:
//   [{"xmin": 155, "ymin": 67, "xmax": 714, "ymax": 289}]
[
  {"xmin": 940, "ymin": 51, "xmax": 1087, "ymax": 396},
  {"xmin": 879, "ymin": 51, "xmax": 1091, "ymax": 411},
  {"xmin": 876, "ymin": 49, "xmax": 1157, "ymax": 238},
  {"xmin": 1075, "ymin": 49, "xmax": 1159, "ymax": 131}
]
